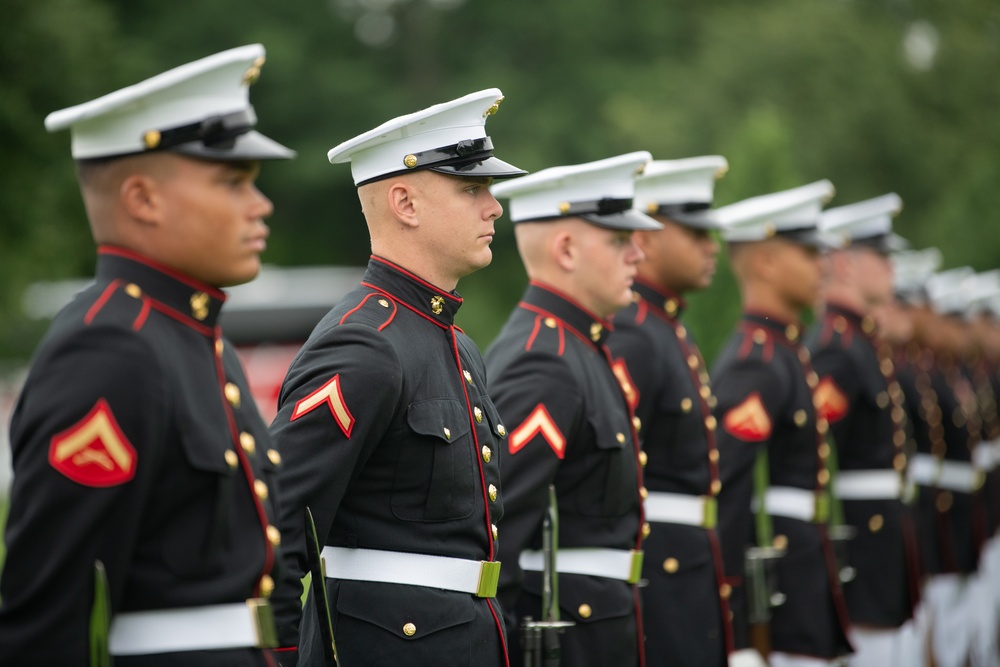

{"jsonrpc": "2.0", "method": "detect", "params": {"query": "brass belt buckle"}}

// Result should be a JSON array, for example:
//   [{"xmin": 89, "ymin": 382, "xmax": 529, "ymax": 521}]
[
  {"xmin": 476, "ymin": 561, "xmax": 501, "ymax": 597},
  {"xmin": 246, "ymin": 598, "xmax": 278, "ymax": 649}
]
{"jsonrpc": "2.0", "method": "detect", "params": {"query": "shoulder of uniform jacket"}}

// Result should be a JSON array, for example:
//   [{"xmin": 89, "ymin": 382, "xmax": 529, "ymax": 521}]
[{"xmin": 336, "ymin": 291, "xmax": 400, "ymax": 329}]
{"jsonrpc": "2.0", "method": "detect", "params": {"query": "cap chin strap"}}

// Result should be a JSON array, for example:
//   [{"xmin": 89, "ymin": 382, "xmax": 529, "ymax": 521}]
[{"xmin": 143, "ymin": 108, "xmax": 257, "ymax": 152}]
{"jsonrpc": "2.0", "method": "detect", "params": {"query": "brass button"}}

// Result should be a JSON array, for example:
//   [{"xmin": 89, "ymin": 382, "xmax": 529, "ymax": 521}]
[
  {"xmin": 544, "ymin": 317, "xmax": 557, "ymax": 329},
  {"xmin": 267, "ymin": 449, "xmax": 282, "ymax": 466},
  {"xmin": 378, "ymin": 298, "xmax": 390, "ymax": 308},
  {"xmin": 482, "ymin": 446, "xmax": 492, "ymax": 463},
  {"xmin": 892, "ymin": 406, "xmax": 906, "ymax": 423},
  {"xmin": 833, "ymin": 316, "xmax": 847, "ymax": 334},
  {"xmin": 254, "ymin": 479, "xmax": 269, "ymax": 501},
  {"xmin": 807, "ymin": 372, "xmax": 819, "ymax": 389},
  {"xmin": 125, "ymin": 283, "xmax": 142, "ymax": 298},
  {"xmin": 443, "ymin": 427, "xmax": 451, "ymax": 440},
  {"xmin": 818, "ymin": 442, "xmax": 830, "ymax": 460},
  {"xmin": 240, "ymin": 432, "xmax": 256, "ymax": 455},
  {"xmin": 752, "ymin": 329, "xmax": 767, "ymax": 345},
  {"xmin": 267, "ymin": 525, "xmax": 281, "ymax": 546},
  {"xmin": 464, "ymin": 370, "xmax": 474, "ymax": 384},
  {"xmin": 880, "ymin": 358, "xmax": 894, "ymax": 376},
  {"xmin": 720, "ymin": 583, "xmax": 732, "ymax": 599},
  {"xmin": 773, "ymin": 534, "xmax": 788, "ymax": 551},
  {"xmin": 680, "ymin": 397, "xmax": 693, "ymax": 413},
  {"xmin": 699, "ymin": 371, "xmax": 710, "ymax": 385},
  {"xmin": 786, "ymin": 324, "xmax": 799, "ymax": 341},
  {"xmin": 677, "ymin": 325, "xmax": 687, "ymax": 340},
  {"xmin": 818, "ymin": 469, "xmax": 831, "ymax": 486},
  {"xmin": 862, "ymin": 315, "xmax": 876, "ymax": 335},
  {"xmin": 936, "ymin": 491, "xmax": 953, "ymax": 513},
  {"xmin": 638, "ymin": 450, "xmax": 648, "ymax": 467},
  {"xmin": 474, "ymin": 407, "xmax": 484, "ymax": 423},
  {"xmin": 616, "ymin": 432, "xmax": 626, "ymax": 444},
  {"xmin": 430, "ymin": 295, "xmax": 444, "ymax": 315},
  {"xmin": 869, "ymin": 514, "xmax": 884, "ymax": 533},
  {"xmin": 687, "ymin": 354, "xmax": 699, "ymax": 370},
  {"xmin": 578, "ymin": 604, "xmax": 592, "ymax": 619},
  {"xmin": 893, "ymin": 431, "xmax": 907, "ymax": 447},
  {"xmin": 492, "ymin": 524, "xmax": 498, "ymax": 540},
  {"xmin": 497, "ymin": 424, "xmax": 507, "ymax": 437},
  {"xmin": 642, "ymin": 522, "xmax": 651, "ymax": 539},
  {"xmin": 665, "ymin": 299, "xmax": 678, "ymax": 315},
  {"xmin": 225, "ymin": 450, "xmax": 239, "ymax": 469},
  {"xmin": 143, "ymin": 129, "xmax": 161, "ymax": 149},
  {"xmin": 639, "ymin": 486, "xmax": 649, "ymax": 500},
  {"xmin": 663, "ymin": 558, "xmax": 679, "ymax": 573},
  {"xmin": 190, "ymin": 292, "xmax": 210, "ymax": 321},
  {"xmin": 632, "ymin": 416, "xmax": 642, "ymax": 432},
  {"xmin": 798, "ymin": 348, "xmax": 811, "ymax": 364},
  {"xmin": 793, "ymin": 409, "xmax": 807, "ymax": 427},
  {"xmin": 260, "ymin": 574, "xmax": 275, "ymax": 597},
  {"xmin": 893, "ymin": 453, "xmax": 907, "ymax": 471},
  {"xmin": 705, "ymin": 415, "xmax": 717, "ymax": 431},
  {"xmin": 225, "ymin": 382, "xmax": 241, "ymax": 408},
  {"xmin": 489, "ymin": 484, "xmax": 498, "ymax": 502},
  {"xmin": 590, "ymin": 322, "xmax": 603, "ymax": 341},
  {"xmin": 708, "ymin": 449, "xmax": 720, "ymax": 463},
  {"xmin": 403, "ymin": 622, "xmax": 417, "ymax": 637},
  {"xmin": 215, "ymin": 339, "xmax": 224, "ymax": 356},
  {"xmin": 707, "ymin": 395, "xmax": 717, "ymax": 409},
  {"xmin": 877, "ymin": 392, "xmax": 890, "ymax": 409},
  {"xmin": 700, "ymin": 385, "xmax": 712, "ymax": 399},
  {"xmin": 817, "ymin": 418, "xmax": 829, "ymax": 435},
  {"xmin": 711, "ymin": 479, "xmax": 722, "ymax": 495}
]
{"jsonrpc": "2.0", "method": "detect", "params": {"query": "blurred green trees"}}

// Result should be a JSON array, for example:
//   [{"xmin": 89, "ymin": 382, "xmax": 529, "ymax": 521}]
[{"xmin": 2, "ymin": 0, "xmax": 998, "ymax": 364}]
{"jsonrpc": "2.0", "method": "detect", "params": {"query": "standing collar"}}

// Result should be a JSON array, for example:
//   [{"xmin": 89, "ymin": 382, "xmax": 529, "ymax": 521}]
[
  {"xmin": 824, "ymin": 301, "xmax": 877, "ymax": 338},
  {"xmin": 520, "ymin": 281, "xmax": 613, "ymax": 347},
  {"xmin": 96, "ymin": 246, "xmax": 226, "ymax": 328},
  {"xmin": 742, "ymin": 310, "xmax": 803, "ymax": 345},
  {"xmin": 362, "ymin": 256, "xmax": 463, "ymax": 326},
  {"xmin": 632, "ymin": 277, "xmax": 686, "ymax": 320}
]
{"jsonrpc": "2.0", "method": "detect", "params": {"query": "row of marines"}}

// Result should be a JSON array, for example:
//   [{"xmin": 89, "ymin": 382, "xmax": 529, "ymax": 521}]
[{"xmin": 1, "ymin": 44, "xmax": 999, "ymax": 667}]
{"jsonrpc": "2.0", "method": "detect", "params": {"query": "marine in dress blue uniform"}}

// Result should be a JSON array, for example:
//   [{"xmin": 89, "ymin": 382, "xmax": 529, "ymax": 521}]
[
  {"xmin": 487, "ymin": 153, "xmax": 661, "ymax": 667},
  {"xmin": 268, "ymin": 90, "xmax": 525, "ymax": 667},
  {"xmin": 0, "ymin": 45, "xmax": 295, "ymax": 665},
  {"xmin": 805, "ymin": 194, "xmax": 921, "ymax": 667},
  {"xmin": 711, "ymin": 182, "xmax": 853, "ymax": 666},
  {"xmin": 607, "ymin": 156, "xmax": 735, "ymax": 667}
]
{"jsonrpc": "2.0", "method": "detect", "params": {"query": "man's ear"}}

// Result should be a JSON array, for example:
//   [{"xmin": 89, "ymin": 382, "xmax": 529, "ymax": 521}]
[
  {"xmin": 388, "ymin": 181, "xmax": 419, "ymax": 229},
  {"xmin": 119, "ymin": 173, "xmax": 162, "ymax": 228},
  {"xmin": 551, "ymin": 229, "xmax": 577, "ymax": 273}
]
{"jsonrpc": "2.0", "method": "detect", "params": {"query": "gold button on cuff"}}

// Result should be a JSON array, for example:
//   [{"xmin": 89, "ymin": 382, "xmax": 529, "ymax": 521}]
[
  {"xmin": 267, "ymin": 449, "xmax": 282, "ymax": 466},
  {"xmin": 711, "ymin": 479, "xmax": 722, "ymax": 495},
  {"xmin": 403, "ymin": 622, "xmax": 417, "ymax": 636},
  {"xmin": 578, "ymin": 604, "xmax": 592, "ymax": 619},
  {"xmin": 544, "ymin": 317, "xmax": 557, "ymax": 329},
  {"xmin": 259, "ymin": 574, "xmax": 275, "ymax": 597},
  {"xmin": 663, "ymin": 558, "xmax": 679, "ymax": 573},
  {"xmin": 489, "ymin": 484, "xmax": 498, "ymax": 502},
  {"xmin": 794, "ymin": 409, "xmax": 807, "ymax": 427},
  {"xmin": 482, "ymin": 446, "xmax": 492, "ymax": 463},
  {"xmin": 869, "ymin": 514, "xmax": 884, "ymax": 533},
  {"xmin": 254, "ymin": 480, "xmax": 269, "ymax": 501},
  {"xmin": 491, "ymin": 524, "xmax": 498, "ymax": 540},
  {"xmin": 680, "ymin": 397, "xmax": 693, "ymax": 413},
  {"xmin": 705, "ymin": 415, "xmax": 717, "ymax": 431},
  {"xmin": 642, "ymin": 522, "xmax": 651, "ymax": 539},
  {"xmin": 240, "ymin": 432, "xmax": 256, "ymax": 455},
  {"xmin": 638, "ymin": 450, "xmax": 648, "ymax": 467},
  {"xmin": 474, "ymin": 407, "xmax": 484, "ymax": 423},
  {"xmin": 225, "ymin": 450, "xmax": 239, "ymax": 469},
  {"xmin": 225, "ymin": 383, "xmax": 241, "ymax": 408},
  {"xmin": 267, "ymin": 525, "xmax": 281, "ymax": 546}
]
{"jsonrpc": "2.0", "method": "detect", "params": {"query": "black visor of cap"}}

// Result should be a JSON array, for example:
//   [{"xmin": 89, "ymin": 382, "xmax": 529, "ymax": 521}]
[
  {"xmin": 145, "ymin": 107, "xmax": 294, "ymax": 161},
  {"xmin": 653, "ymin": 202, "xmax": 718, "ymax": 229},
  {"xmin": 848, "ymin": 233, "xmax": 910, "ymax": 255},
  {"xmin": 776, "ymin": 225, "xmax": 834, "ymax": 249}
]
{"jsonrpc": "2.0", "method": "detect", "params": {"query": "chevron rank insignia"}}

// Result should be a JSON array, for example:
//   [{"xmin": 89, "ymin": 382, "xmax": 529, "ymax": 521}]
[
  {"xmin": 813, "ymin": 376, "xmax": 849, "ymax": 424},
  {"xmin": 291, "ymin": 374, "xmax": 355, "ymax": 438},
  {"xmin": 611, "ymin": 358, "xmax": 639, "ymax": 411},
  {"xmin": 722, "ymin": 392, "xmax": 773, "ymax": 442},
  {"xmin": 48, "ymin": 398, "xmax": 137, "ymax": 487},
  {"xmin": 509, "ymin": 403, "xmax": 566, "ymax": 459}
]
